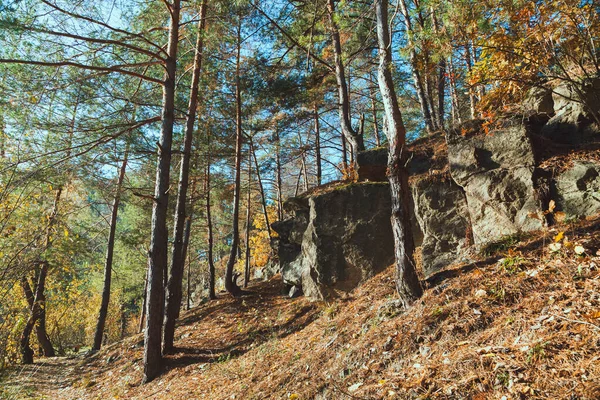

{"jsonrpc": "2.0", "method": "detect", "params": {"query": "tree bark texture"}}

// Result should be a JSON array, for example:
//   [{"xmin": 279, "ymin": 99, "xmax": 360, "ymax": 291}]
[
  {"xmin": 375, "ymin": 0, "xmax": 423, "ymax": 308},
  {"xmin": 163, "ymin": 0, "xmax": 206, "ymax": 355},
  {"xmin": 93, "ymin": 144, "xmax": 129, "ymax": 351},
  {"xmin": 224, "ymin": 19, "xmax": 244, "ymax": 297},
  {"xmin": 143, "ymin": 0, "xmax": 180, "ymax": 384},
  {"xmin": 326, "ymin": 0, "xmax": 364, "ymax": 160}
]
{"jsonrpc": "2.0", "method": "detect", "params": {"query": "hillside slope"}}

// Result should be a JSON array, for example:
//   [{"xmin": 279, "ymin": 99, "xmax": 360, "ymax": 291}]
[{"xmin": 2, "ymin": 216, "xmax": 600, "ymax": 400}]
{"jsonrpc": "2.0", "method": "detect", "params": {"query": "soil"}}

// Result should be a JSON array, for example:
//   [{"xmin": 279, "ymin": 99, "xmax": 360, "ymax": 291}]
[{"xmin": 2, "ymin": 216, "xmax": 600, "ymax": 399}]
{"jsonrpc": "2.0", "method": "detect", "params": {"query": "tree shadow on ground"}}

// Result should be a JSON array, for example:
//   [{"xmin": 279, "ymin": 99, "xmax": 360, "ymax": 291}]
[
  {"xmin": 165, "ymin": 302, "xmax": 320, "ymax": 370},
  {"xmin": 425, "ymin": 216, "xmax": 600, "ymax": 289}
]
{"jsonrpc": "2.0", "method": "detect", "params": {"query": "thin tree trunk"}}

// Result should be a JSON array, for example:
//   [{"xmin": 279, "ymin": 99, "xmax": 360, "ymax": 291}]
[
  {"xmin": 33, "ymin": 185, "xmax": 62, "ymax": 358},
  {"xmin": 244, "ymin": 152, "xmax": 252, "ymax": 288},
  {"xmin": 179, "ymin": 212, "xmax": 193, "ymax": 306},
  {"xmin": 399, "ymin": 0, "xmax": 435, "ymax": 133},
  {"xmin": 294, "ymin": 167, "xmax": 303, "ymax": 197},
  {"xmin": 143, "ymin": 0, "xmax": 180, "ymax": 384},
  {"xmin": 25, "ymin": 97, "xmax": 80, "ymax": 360},
  {"xmin": 93, "ymin": 144, "xmax": 129, "ymax": 351},
  {"xmin": 448, "ymin": 56, "xmax": 461, "ymax": 124},
  {"xmin": 20, "ymin": 186, "xmax": 63, "ymax": 362},
  {"xmin": 369, "ymin": 82, "xmax": 381, "ymax": 146},
  {"xmin": 275, "ymin": 129, "xmax": 283, "ymax": 221},
  {"xmin": 341, "ymin": 135, "xmax": 348, "ymax": 171},
  {"xmin": 313, "ymin": 103, "xmax": 322, "ymax": 185},
  {"xmin": 163, "ymin": 0, "xmax": 206, "ymax": 355},
  {"xmin": 19, "ymin": 278, "xmax": 35, "ymax": 363},
  {"xmin": 251, "ymin": 139, "xmax": 272, "ymax": 242},
  {"xmin": 138, "ymin": 270, "xmax": 148, "ymax": 334},
  {"xmin": 0, "ymin": 116, "xmax": 5, "ymax": 158},
  {"xmin": 424, "ymin": 68, "xmax": 439, "ymax": 131},
  {"xmin": 186, "ymin": 249, "xmax": 191, "ymax": 310},
  {"xmin": 224, "ymin": 18, "xmax": 244, "ymax": 297},
  {"xmin": 437, "ymin": 60, "xmax": 446, "ymax": 130},
  {"xmin": 205, "ymin": 131, "xmax": 216, "ymax": 300},
  {"xmin": 465, "ymin": 44, "xmax": 477, "ymax": 119},
  {"xmin": 179, "ymin": 212, "xmax": 193, "ymax": 310},
  {"xmin": 376, "ymin": 0, "xmax": 423, "ymax": 308},
  {"xmin": 416, "ymin": 7, "xmax": 438, "ymax": 131},
  {"xmin": 298, "ymin": 131, "xmax": 309, "ymax": 192},
  {"xmin": 326, "ymin": 0, "xmax": 364, "ymax": 159},
  {"xmin": 470, "ymin": 41, "xmax": 485, "ymax": 101}
]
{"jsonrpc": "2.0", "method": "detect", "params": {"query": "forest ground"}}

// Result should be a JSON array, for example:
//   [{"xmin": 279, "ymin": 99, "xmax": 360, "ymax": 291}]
[{"xmin": 2, "ymin": 216, "xmax": 600, "ymax": 399}]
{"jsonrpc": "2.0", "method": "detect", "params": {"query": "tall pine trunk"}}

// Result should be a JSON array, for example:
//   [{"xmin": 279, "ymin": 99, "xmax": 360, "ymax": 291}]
[
  {"xmin": 326, "ymin": 0, "xmax": 364, "ymax": 161},
  {"xmin": 313, "ymin": 103, "xmax": 322, "ymax": 185},
  {"xmin": 375, "ymin": 0, "xmax": 423, "ymax": 308},
  {"xmin": 251, "ymin": 139, "xmax": 272, "ymax": 243},
  {"xmin": 399, "ymin": 0, "xmax": 435, "ymax": 134},
  {"xmin": 369, "ymin": 81, "xmax": 382, "ymax": 147},
  {"xmin": 143, "ymin": 0, "xmax": 180, "ymax": 384},
  {"xmin": 205, "ymin": 130, "xmax": 216, "ymax": 300},
  {"xmin": 224, "ymin": 19, "xmax": 244, "ymax": 297},
  {"xmin": 244, "ymin": 151, "xmax": 252, "ymax": 288},
  {"xmin": 275, "ymin": 129, "xmax": 283, "ymax": 221},
  {"xmin": 93, "ymin": 144, "xmax": 129, "ymax": 351},
  {"xmin": 21, "ymin": 98, "xmax": 80, "ymax": 361},
  {"xmin": 163, "ymin": 0, "xmax": 207, "ymax": 355}
]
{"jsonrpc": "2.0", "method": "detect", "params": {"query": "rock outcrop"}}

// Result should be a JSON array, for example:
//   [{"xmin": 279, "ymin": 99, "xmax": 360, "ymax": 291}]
[
  {"xmin": 271, "ymin": 197, "xmax": 309, "ymax": 290},
  {"xmin": 273, "ymin": 183, "xmax": 394, "ymax": 299},
  {"xmin": 447, "ymin": 120, "xmax": 543, "ymax": 245},
  {"xmin": 523, "ymin": 86, "xmax": 554, "ymax": 115},
  {"xmin": 272, "ymin": 76, "xmax": 600, "ymax": 299},
  {"xmin": 556, "ymin": 161, "xmax": 600, "ymax": 218},
  {"xmin": 412, "ymin": 175, "xmax": 472, "ymax": 276},
  {"xmin": 356, "ymin": 147, "xmax": 387, "ymax": 182},
  {"xmin": 542, "ymin": 76, "xmax": 600, "ymax": 143},
  {"xmin": 300, "ymin": 183, "xmax": 394, "ymax": 299}
]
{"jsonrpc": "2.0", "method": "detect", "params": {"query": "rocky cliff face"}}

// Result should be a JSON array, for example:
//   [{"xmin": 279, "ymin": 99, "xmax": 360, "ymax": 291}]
[
  {"xmin": 271, "ymin": 77, "xmax": 600, "ymax": 300},
  {"xmin": 447, "ymin": 120, "xmax": 543, "ymax": 245},
  {"xmin": 272, "ymin": 183, "xmax": 395, "ymax": 299}
]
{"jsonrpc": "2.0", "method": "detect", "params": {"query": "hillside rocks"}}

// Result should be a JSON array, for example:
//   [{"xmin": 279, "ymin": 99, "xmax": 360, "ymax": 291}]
[
  {"xmin": 412, "ymin": 176, "xmax": 472, "ymax": 276},
  {"xmin": 271, "ymin": 78, "xmax": 600, "ymax": 299},
  {"xmin": 447, "ymin": 121, "xmax": 543, "ymax": 245},
  {"xmin": 542, "ymin": 76, "xmax": 600, "ymax": 143},
  {"xmin": 273, "ymin": 183, "xmax": 394, "ymax": 299},
  {"xmin": 356, "ymin": 147, "xmax": 387, "ymax": 182},
  {"xmin": 523, "ymin": 86, "xmax": 554, "ymax": 115},
  {"xmin": 556, "ymin": 161, "xmax": 600, "ymax": 218},
  {"xmin": 271, "ymin": 197, "xmax": 309, "ymax": 289}
]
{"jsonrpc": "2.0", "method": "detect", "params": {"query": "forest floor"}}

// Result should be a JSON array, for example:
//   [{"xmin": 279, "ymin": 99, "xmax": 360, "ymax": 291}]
[{"xmin": 2, "ymin": 215, "xmax": 600, "ymax": 399}]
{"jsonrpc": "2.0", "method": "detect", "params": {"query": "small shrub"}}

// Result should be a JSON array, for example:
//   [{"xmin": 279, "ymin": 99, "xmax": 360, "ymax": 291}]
[
  {"xmin": 527, "ymin": 342, "xmax": 548, "ymax": 364},
  {"xmin": 481, "ymin": 233, "xmax": 523, "ymax": 256}
]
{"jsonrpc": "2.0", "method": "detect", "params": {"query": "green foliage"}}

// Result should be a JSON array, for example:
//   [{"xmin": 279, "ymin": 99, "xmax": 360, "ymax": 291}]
[{"xmin": 480, "ymin": 234, "xmax": 523, "ymax": 257}]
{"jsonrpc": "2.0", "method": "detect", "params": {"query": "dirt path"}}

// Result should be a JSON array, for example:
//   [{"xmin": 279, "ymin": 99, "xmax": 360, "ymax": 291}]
[{"xmin": 0, "ymin": 356, "xmax": 83, "ymax": 399}]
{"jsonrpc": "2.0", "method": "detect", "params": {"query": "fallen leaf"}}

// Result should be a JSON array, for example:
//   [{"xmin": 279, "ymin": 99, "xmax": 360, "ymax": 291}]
[
  {"xmin": 549, "ymin": 243, "xmax": 562, "ymax": 252},
  {"xmin": 554, "ymin": 232, "xmax": 564, "ymax": 242}
]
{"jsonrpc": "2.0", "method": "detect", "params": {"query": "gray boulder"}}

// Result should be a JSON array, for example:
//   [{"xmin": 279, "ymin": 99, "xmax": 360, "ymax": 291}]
[
  {"xmin": 253, "ymin": 260, "xmax": 279, "ymax": 281},
  {"xmin": 555, "ymin": 161, "xmax": 600, "ymax": 218},
  {"xmin": 523, "ymin": 86, "xmax": 554, "ymax": 115},
  {"xmin": 542, "ymin": 77, "xmax": 600, "ymax": 143},
  {"xmin": 300, "ymin": 182, "xmax": 395, "ymax": 300},
  {"xmin": 271, "ymin": 197, "xmax": 310, "ymax": 288},
  {"xmin": 447, "ymin": 121, "xmax": 543, "ymax": 245},
  {"xmin": 357, "ymin": 147, "xmax": 387, "ymax": 182},
  {"xmin": 412, "ymin": 176, "xmax": 472, "ymax": 276}
]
